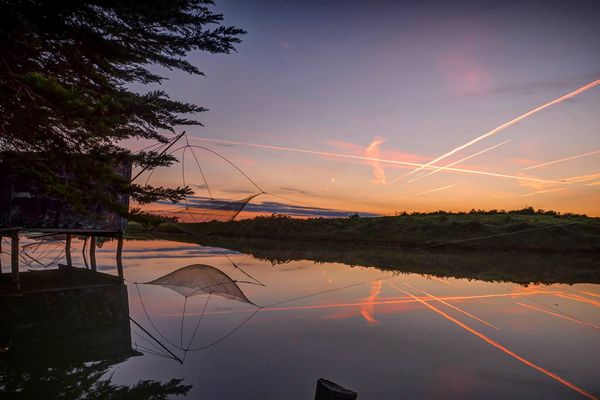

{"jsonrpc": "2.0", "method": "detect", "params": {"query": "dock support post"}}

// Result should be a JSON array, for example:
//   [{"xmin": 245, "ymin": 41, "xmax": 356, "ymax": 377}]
[
  {"xmin": 116, "ymin": 235, "xmax": 124, "ymax": 280},
  {"xmin": 11, "ymin": 231, "xmax": 20, "ymax": 291},
  {"xmin": 90, "ymin": 236, "xmax": 97, "ymax": 272},
  {"xmin": 314, "ymin": 379, "xmax": 357, "ymax": 400},
  {"xmin": 65, "ymin": 234, "xmax": 72, "ymax": 267},
  {"xmin": 0, "ymin": 235, "xmax": 3, "ymax": 274}
]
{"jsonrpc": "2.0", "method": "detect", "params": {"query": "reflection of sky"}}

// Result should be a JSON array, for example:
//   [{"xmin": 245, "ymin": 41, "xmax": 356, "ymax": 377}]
[
  {"xmin": 128, "ymin": 0, "xmax": 600, "ymax": 216},
  {"xmin": 75, "ymin": 239, "xmax": 600, "ymax": 399}
]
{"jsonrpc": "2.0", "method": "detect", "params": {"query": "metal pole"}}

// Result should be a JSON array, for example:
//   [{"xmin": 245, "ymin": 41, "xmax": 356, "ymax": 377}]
[
  {"xmin": 65, "ymin": 234, "xmax": 72, "ymax": 267},
  {"xmin": 90, "ymin": 236, "xmax": 97, "ymax": 272},
  {"xmin": 11, "ymin": 231, "xmax": 20, "ymax": 290},
  {"xmin": 130, "ymin": 131, "xmax": 185, "ymax": 182}
]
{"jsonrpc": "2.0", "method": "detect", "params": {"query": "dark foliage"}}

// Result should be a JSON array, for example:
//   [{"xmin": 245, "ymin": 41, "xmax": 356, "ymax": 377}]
[
  {"xmin": 0, "ymin": 359, "xmax": 191, "ymax": 399},
  {"xmin": 129, "ymin": 208, "xmax": 600, "ymax": 253},
  {"xmin": 0, "ymin": 0, "xmax": 244, "ymax": 223}
]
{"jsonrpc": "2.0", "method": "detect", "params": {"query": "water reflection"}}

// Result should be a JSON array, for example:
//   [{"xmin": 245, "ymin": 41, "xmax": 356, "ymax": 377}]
[
  {"xmin": 0, "ymin": 261, "xmax": 192, "ymax": 399},
  {"xmin": 1, "ymin": 237, "xmax": 599, "ymax": 399},
  {"xmin": 174, "ymin": 235, "xmax": 600, "ymax": 285},
  {"xmin": 131, "ymin": 263, "xmax": 261, "ymax": 363}
]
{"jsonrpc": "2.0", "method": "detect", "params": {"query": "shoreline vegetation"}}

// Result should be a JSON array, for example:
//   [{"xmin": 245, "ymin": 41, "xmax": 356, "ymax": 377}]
[
  {"xmin": 128, "ymin": 208, "xmax": 600, "ymax": 254},
  {"xmin": 122, "ymin": 234, "xmax": 600, "ymax": 285}
]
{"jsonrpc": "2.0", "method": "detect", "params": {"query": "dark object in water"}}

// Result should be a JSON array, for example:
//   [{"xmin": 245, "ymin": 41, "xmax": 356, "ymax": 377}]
[{"xmin": 314, "ymin": 378, "xmax": 357, "ymax": 400}]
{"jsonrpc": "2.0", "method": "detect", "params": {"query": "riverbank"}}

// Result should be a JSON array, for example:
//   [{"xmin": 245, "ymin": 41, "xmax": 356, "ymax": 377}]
[
  {"xmin": 124, "ymin": 234, "xmax": 600, "ymax": 285},
  {"xmin": 128, "ymin": 209, "xmax": 600, "ymax": 254}
]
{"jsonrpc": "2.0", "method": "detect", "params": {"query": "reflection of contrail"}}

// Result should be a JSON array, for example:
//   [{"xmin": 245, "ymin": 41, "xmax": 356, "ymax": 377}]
[
  {"xmin": 579, "ymin": 291, "xmax": 600, "ymax": 298},
  {"xmin": 428, "ymin": 275, "xmax": 451, "ymax": 285},
  {"xmin": 402, "ymin": 283, "xmax": 499, "ymax": 329},
  {"xmin": 395, "ymin": 285, "xmax": 598, "ymax": 400},
  {"xmin": 406, "ymin": 79, "xmax": 600, "ymax": 177},
  {"xmin": 165, "ymin": 291, "xmax": 564, "ymax": 317},
  {"xmin": 416, "ymin": 184, "xmax": 456, "ymax": 196},
  {"xmin": 407, "ymin": 140, "xmax": 511, "ymax": 184},
  {"xmin": 360, "ymin": 280, "xmax": 383, "ymax": 324},
  {"xmin": 188, "ymin": 136, "xmax": 563, "ymax": 184},
  {"xmin": 524, "ymin": 150, "xmax": 600, "ymax": 171},
  {"xmin": 515, "ymin": 302, "xmax": 600, "ymax": 331},
  {"xmin": 558, "ymin": 293, "xmax": 600, "ymax": 309}
]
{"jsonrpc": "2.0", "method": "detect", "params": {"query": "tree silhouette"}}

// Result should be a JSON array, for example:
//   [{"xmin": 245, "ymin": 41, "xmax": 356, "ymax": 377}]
[
  {"xmin": 0, "ymin": 1, "xmax": 244, "ymax": 223},
  {"xmin": 0, "ymin": 359, "xmax": 192, "ymax": 399}
]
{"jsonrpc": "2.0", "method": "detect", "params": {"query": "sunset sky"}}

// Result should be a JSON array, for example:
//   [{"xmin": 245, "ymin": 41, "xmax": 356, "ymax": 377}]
[{"xmin": 134, "ymin": 0, "xmax": 600, "ymax": 217}]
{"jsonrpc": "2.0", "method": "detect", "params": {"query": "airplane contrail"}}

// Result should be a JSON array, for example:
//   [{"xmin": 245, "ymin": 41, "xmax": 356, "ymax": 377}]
[
  {"xmin": 406, "ymin": 140, "xmax": 511, "ymax": 184},
  {"xmin": 416, "ymin": 184, "xmax": 456, "ymax": 196},
  {"xmin": 188, "ymin": 136, "xmax": 563, "ymax": 185},
  {"xmin": 405, "ymin": 78, "xmax": 600, "ymax": 177},
  {"xmin": 561, "ymin": 171, "xmax": 600, "ymax": 183},
  {"xmin": 517, "ymin": 187, "xmax": 568, "ymax": 198},
  {"xmin": 524, "ymin": 149, "xmax": 600, "ymax": 170}
]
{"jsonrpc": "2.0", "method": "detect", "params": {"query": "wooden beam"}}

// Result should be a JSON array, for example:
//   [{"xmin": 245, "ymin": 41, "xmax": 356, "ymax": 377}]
[
  {"xmin": 90, "ymin": 236, "xmax": 97, "ymax": 272},
  {"xmin": 11, "ymin": 231, "xmax": 20, "ymax": 291},
  {"xmin": 314, "ymin": 379, "xmax": 357, "ymax": 400},
  {"xmin": 0, "ymin": 235, "xmax": 3, "ymax": 273},
  {"xmin": 65, "ymin": 234, "xmax": 72, "ymax": 267},
  {"xmin": 116, "ymin": 236, "xmax": 124, "ymax": 280}
]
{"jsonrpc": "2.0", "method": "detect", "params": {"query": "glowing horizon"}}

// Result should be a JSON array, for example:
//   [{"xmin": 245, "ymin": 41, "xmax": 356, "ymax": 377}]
[{"xmin": 131, "ymin": 1, "xmax": 599, "ymax": 217}]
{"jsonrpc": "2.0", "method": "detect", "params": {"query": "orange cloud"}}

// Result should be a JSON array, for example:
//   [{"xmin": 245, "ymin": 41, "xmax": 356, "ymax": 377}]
[{"xmin": 365, "ymin": 137, "xmax": 387, "ymax": 185}]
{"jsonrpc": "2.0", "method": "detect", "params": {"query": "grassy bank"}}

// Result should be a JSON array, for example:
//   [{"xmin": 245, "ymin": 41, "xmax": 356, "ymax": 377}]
[{"xmin": 127, "ymin": 208, "xmax": 600, "ymax": 253}]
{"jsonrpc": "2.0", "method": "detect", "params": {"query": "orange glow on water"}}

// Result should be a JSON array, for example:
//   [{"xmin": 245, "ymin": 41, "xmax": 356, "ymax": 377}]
[
  {"xmin": 557, "ymin": 293, "xmax": 600, "ymax": 309},
  {"xmin": 515, "ymin": 302, "xmax": 600, "ymax": 331},
  {"xmin": 168, "ymin": 291, "xmax": 565, "ymax": 317},
  {"xmin": 579, "ymin": 291, "xmax": 600, "ymax": 299},
  {"xmin": 360, "ymin": 280, "xmax": 383, "ymax": 325},
  {"xmin": 391, "ymin": 283, "xmax": 598, "ymax": 400},
  {"xmin": 402, "ymin": 283, "xmax": 499, "ymax": 329}
]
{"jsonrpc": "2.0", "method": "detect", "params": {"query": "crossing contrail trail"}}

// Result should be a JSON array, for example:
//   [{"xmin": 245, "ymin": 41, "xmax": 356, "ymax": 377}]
[
  {"xmin": 188, "ymin": 136, "xmax": 563, "ymax": 185},
  {"xmin": 416, "ymin": 184, "xmax": 456, "ymax": 196},
  {"xmin": 406, "ymin": 140, "xmax": 511, "ymax": 184},
  {"xmin": 404, "ymin": 78, "xmax": 600, "ymax": 177},
  {"xmin": 524, "ymin": 149, "xmax": 600, "ymax": 170}
]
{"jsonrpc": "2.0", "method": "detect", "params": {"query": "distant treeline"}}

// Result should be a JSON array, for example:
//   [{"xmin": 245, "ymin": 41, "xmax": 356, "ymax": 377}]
[
  {"xmin": 129, "ymin": 208, "xmax": 600, "ymax": 254},
  {"xmin": 390, "ymin": 207, "xmax": 587, "ymax": 218}
]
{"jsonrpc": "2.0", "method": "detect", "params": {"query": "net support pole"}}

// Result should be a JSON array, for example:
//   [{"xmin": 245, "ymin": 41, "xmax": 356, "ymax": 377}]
[
  {"xmin": 11, "ymin": 231, "xmax": 20, "ymax": 291},
  {"xmin": 116, "ymin": 235, "xmax": 124, "ymax": 280},
  {"xmin": 65, "ymin": 234, "xmax": 72, "ymax": 267},
  {"xmin": 90, "ymin": 236, "xmax": 97, "ymax": 272}
]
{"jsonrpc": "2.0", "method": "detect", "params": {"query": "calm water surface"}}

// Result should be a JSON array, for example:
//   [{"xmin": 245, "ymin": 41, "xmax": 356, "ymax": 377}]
[{"xmin": 5, "ymin": 238, "xmax": 600, "ymax": 399}]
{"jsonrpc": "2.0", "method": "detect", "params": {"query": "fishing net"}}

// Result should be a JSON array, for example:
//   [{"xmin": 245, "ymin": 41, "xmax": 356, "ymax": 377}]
[
  {"xmin": 132, "ymin": 136, "xmax": 264, "ymax": 224},
  {"xmin": 132, "ymin": 263, "xmax": 260, "ymax": 362},
  {"xmin": 142, "ymin": 194, "xmax": 261, "ymax": 224},
  {"xmin": 145, "ymin": 264, "xmax": 254, "ymax": 304}
]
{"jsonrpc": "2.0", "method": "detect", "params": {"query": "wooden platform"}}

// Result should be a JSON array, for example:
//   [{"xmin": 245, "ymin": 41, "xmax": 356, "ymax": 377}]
[{"xmin": 0, "ymin": 268, "xmax": 122, "ymax": 294}]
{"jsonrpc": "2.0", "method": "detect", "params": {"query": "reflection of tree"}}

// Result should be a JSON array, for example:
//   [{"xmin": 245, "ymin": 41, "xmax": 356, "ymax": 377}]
[{"xmin": 0, "ymin": 359, "xmax": 191, "ymax": 400}]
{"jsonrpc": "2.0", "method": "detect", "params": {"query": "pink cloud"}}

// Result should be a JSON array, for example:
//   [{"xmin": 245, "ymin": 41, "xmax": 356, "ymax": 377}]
[{"xmin": 365, "ymin": 137, "xmax": 387, "ymax": 185}]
